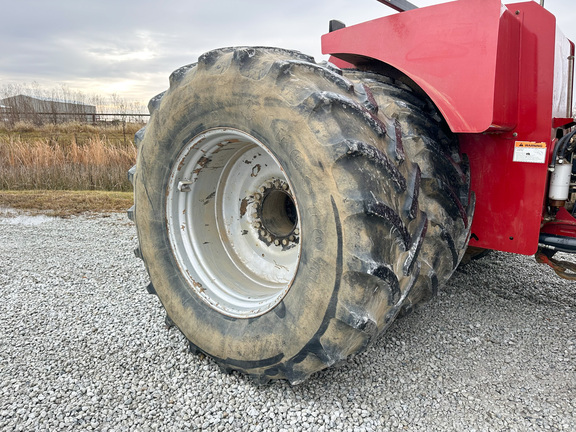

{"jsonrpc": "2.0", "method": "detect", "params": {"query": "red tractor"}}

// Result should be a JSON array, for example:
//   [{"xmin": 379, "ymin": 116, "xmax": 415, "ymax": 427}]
[{"xmin": 128, "ymin": 0, "xmax": 575, "ymax": 383}]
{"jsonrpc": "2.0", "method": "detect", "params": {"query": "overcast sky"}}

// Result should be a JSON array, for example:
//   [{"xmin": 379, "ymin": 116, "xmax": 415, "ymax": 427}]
[{"xmin": 1, "ymin": 0, "xmax": 575, "ymax": 107}]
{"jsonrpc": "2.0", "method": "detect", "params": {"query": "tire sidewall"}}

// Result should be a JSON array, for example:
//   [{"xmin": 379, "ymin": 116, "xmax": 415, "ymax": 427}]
[{"xmin": 135, "ymin": 71, "xmax": 343, "ymax": 365}]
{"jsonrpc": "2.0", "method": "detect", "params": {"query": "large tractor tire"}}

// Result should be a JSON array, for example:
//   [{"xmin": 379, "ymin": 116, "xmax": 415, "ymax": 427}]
[
  {"xmin": 343, "ymin": 71, "xmax": 474, "ymax": 311},
  {"xmin": 130, "ymin": 47, "xmax": 472, "ymax": 384}
]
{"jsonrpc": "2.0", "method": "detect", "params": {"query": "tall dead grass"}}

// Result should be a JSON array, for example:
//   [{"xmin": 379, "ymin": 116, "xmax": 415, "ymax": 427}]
[
  {"xmin": 0, "ymin": 122, "xmax": 139, "ymax": 191},
  {"xmin": 4, "ymin": 120, "xmax": 144, "ymax": 135}
]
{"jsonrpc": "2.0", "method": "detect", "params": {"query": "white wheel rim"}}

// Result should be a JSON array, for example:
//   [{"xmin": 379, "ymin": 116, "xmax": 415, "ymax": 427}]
[{"xmin": 166, "ymin": 128, "xmax": 301, "ymax": 318}]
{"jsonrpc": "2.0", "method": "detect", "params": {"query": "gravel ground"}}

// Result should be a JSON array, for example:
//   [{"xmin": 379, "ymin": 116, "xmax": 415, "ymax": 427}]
[{"xmin": 0, "ymin": 210, "xmax": 575, "ymax": 431}]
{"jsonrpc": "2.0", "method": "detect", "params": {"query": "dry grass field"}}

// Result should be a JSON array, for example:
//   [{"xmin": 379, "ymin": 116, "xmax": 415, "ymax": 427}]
[
  {"xmin": 0, "ymin": 122, "xmax": 141, "ymax": 191},
  {"xmin": 0, "ymin": 190, "xmax": 133, "ymax": 217},
  {"xmin": 0, "ymin": 121, "xmax": 141, "ymax": 214}
]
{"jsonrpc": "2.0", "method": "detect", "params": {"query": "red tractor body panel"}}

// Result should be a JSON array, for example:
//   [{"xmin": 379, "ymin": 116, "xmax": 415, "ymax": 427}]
[
  {"xmin": 322, "ymin": 0, "xmax": 575, "ymax": 255},
  {"xmin": 322, "ymin": 0, "xmax": 523, "ymax": 134}
]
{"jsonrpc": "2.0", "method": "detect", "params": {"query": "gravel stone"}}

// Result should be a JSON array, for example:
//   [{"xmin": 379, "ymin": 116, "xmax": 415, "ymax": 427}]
[{"xmin": 0, "ymin": 210, "xmax": 575, "ymax": 431}]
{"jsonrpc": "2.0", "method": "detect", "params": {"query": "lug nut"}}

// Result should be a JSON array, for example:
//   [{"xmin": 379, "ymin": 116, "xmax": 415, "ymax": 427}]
[
  {"xmin": 274, "ymin": 239, "xmax": 280, "ymax": 246},
  {"xmin": 254, "ymin": 193, "xmax": 262, "ymax": 200},
  {"xmin": 289, "ymin": 235, "xmax": 295, "ymax": 242},
  {"xmin": 260, "ymin": 230, "xmax": 266, "ymax": 236},
  {"xmin": 282, "ymin": 239, "xmax": 289, "ymax": 246},
  {"xmin": 253, "ymin": 222, "xmax": 261, "ymax": 229},
  {"xmin": 294, "ymin": 229, "xmax": 300, "ymax": 235}
]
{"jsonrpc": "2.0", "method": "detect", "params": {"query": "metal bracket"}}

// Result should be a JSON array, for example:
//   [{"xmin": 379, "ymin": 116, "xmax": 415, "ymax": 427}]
[
  {"xmin": 178, "ymin": 181, "xmax": 193, "ymax": 192},
  {"xmin": 329, "ymin": 20, "xmax": 346, "ymax": 33},
  {"xmin": 376, "ymin": 0, "xmax": 418, "ymax": 13}
]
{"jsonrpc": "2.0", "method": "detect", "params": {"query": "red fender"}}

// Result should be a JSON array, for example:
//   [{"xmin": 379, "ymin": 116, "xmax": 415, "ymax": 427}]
[
  {"xmin": 322, "ymin": 0, "xmax": 528, "ymax": 134},
  {"xmin": 322, "ymin": 0, "xmax": 574, "ymax": 255}
]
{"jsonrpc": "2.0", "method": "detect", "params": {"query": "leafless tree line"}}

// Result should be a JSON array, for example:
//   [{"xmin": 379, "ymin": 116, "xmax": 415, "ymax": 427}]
[{"xmin": 0, "ymin": 83, "xmax": 147, "ymax": 125}]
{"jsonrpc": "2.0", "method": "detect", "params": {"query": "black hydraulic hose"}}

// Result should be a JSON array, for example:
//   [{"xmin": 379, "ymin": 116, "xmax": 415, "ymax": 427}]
[
  {"xmin": 539, "ymin": 233, "xmax": 576, "ymax": 253},
  {"xmin": 565, "ymin": 130, "xmax": 576, "ymax": 155},
  {"xmin": 550, "ymin": 129, "xmax": 576, "ymax": 169}
]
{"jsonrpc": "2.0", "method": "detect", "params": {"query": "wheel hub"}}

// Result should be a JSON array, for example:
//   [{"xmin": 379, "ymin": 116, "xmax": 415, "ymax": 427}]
[
  {"xmin": 166, "ymin": 128, "xmax": 302, "ymax": 318},
  {"xmin": 251, "ymin": 178, "xmax": 300, "ymax": 247}
]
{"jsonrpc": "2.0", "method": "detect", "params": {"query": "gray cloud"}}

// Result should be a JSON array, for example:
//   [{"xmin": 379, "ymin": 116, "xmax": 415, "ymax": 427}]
[{"xmin": 1, "ymin": 0, "xmax": 575, "ymax": 105}]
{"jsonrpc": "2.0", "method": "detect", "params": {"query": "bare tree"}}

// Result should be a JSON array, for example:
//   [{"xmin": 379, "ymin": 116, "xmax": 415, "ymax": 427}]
[{"xmin": 0, "ymin": 83, "xmax": 147, "ymax": 126}]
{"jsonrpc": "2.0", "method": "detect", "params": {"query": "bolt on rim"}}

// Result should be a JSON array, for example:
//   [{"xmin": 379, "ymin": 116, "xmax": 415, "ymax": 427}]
[{"xmin": 166, "ymin": 128, "xmax": 302, "ymax": 318}]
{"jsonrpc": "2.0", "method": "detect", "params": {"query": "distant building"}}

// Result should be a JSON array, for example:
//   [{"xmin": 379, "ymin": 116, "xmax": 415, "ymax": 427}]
[{"xmin": 0, "ymin": 95, "xmax": 96, "ymax": 124}]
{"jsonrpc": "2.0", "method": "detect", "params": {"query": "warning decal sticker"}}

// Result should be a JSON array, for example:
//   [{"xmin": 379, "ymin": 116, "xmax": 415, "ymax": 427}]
[{"xmin": 513, "ymin": 141, "xmax": 547, "ymax": 164}]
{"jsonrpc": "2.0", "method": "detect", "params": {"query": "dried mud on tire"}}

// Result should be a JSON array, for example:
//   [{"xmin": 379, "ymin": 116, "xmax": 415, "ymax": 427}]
[{"xmin": 130, "ymin": 48, "xmax": 473, "ymax": 383}]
